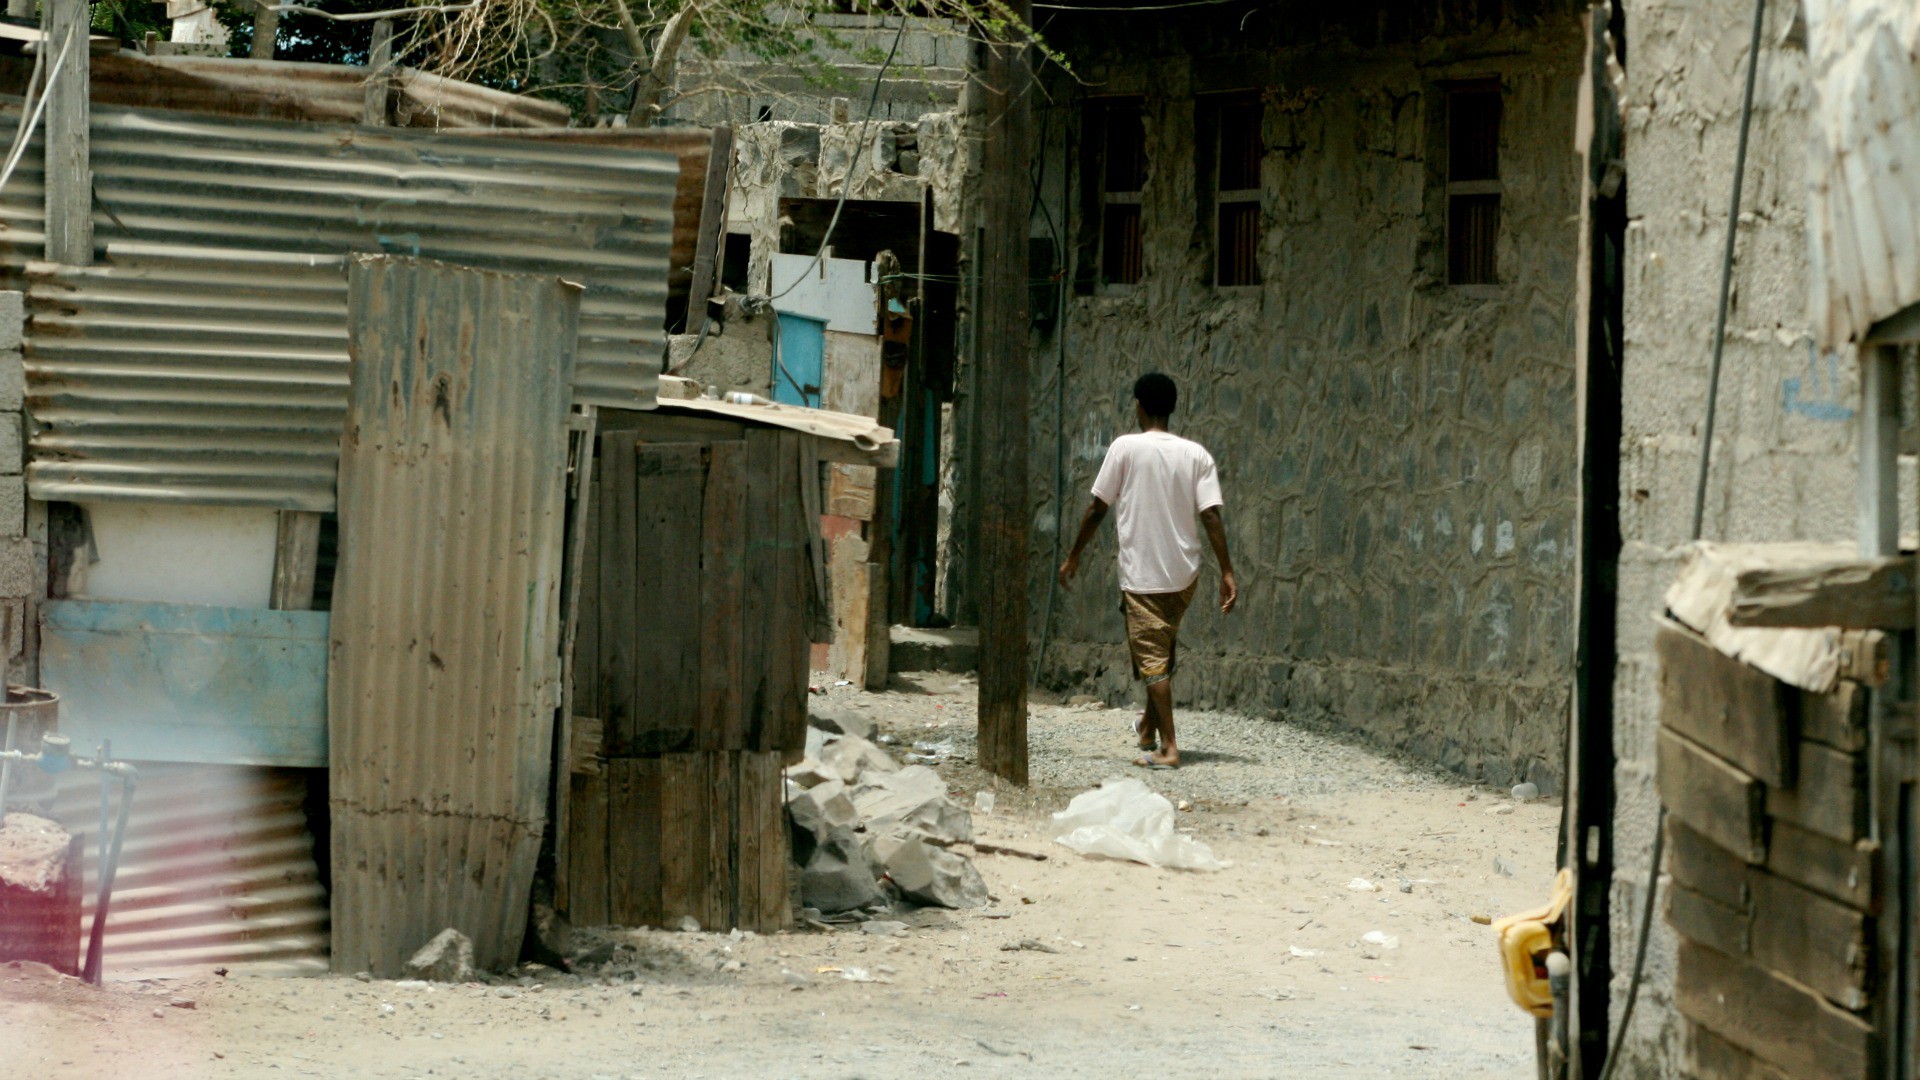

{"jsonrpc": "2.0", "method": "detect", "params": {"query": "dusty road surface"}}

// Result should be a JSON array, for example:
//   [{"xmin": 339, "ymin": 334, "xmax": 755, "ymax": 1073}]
[{"xmin": 1, "ymin": 674, "xmax": 1559, "ymax": 1079}]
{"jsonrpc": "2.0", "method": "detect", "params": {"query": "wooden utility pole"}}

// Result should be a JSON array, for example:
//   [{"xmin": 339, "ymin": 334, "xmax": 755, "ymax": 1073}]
[
  {"xmin": 45, "ymin": 0, "xmax": 91, "ymax": 267},
  {"xmin": 973, "ymin": 6, "xmax": 1032, "ymax": 785},
  {"xmin": 362, "ymin": 19, "xmax": 396, "ymax": 127}
]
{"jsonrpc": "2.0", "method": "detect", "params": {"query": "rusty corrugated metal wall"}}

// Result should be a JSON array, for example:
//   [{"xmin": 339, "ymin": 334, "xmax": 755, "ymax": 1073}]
[
  {"xmin": 328, "ymin": 256, "xmax": 577, "ymax": 976},
  {"xmin": 10, "ymin": 105, "xmax": 677, "ymax": 508}
]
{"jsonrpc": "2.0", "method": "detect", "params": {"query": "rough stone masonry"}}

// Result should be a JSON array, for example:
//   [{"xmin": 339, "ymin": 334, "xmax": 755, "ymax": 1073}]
[{"xmin": 1025, "ymin": 7, "xmax": 1587, "ymax": 793}]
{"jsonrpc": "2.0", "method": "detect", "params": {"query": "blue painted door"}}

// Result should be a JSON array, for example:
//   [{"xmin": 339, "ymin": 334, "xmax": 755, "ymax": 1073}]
[{"xmin": 772, "ymin": 312, "xmax": 825, "ymax": 408}]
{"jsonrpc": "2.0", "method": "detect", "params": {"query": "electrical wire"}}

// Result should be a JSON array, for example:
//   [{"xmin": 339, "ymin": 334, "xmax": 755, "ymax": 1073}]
[
  {"xmin": 759, "ymin": 14, "xmax": 912, "ymax": 406},
  {"xmin": 768, "ymin": 14, "xmax": 911, "ymax": 303},
  {"xmin": 1595, "ymin": 2, "xmax": 1765, "ymax": 1079},
  {"xmin": 0, "ymin": 29, "xmax": 72, "ymax": 202}
]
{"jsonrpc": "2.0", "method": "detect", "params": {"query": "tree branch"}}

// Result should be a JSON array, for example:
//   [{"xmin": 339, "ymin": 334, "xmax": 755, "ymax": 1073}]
[{"xmin": 627, "ymin": 0, "xmax": 696, "ymax": 127}]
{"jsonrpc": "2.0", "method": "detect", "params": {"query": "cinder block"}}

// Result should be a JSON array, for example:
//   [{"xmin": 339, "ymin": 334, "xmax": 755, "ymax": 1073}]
[
  {"xmin": 0, "ymin": 292, "xmax": 21, "ymax": 351},
  {"xmin": 0, "ymin": 414, "xmax": 21, "ymax": 476},
  {"xmin": 0, "ymin": 536, "xmax": 32, "ymax": 596},
  {"xmin": 0, "ymin": 476, "xmax": 24, "ymax": 538},
  {"xmin": 0, "ymin": 351, "xmax": 22, "ymax": 411}
]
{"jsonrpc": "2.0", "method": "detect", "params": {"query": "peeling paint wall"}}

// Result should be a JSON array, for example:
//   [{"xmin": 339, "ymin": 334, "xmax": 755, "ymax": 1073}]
[
  {"xmin": 1609, "ymin": 2, "xmax": 1857, "ymax": 1074},
  {"xmin": 1028, "ymin": 8, "xmax": 1587, "ymax": 792}
]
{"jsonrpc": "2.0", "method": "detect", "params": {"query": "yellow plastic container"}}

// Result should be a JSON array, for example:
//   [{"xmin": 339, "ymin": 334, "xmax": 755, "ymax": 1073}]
[{"xmin": 1491, "ymin": 867, "xmax": 1573, "ymax": 1017}]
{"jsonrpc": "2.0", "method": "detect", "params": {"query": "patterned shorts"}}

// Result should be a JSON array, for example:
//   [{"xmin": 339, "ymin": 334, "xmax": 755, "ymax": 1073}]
[{"xmin": 1122, "ymin": 582, "xmax": 1197, "ymax": 685}]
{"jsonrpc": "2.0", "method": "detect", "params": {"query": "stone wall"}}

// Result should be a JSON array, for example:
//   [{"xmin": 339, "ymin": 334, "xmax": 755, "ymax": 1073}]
[
  {"xmin": 1027, "ymin": 10, "xmax": 1587, "ymax": 791},
  {"xmin": 1608, "ymin": 3, "xmax": 1850, "ymax": 1075}
]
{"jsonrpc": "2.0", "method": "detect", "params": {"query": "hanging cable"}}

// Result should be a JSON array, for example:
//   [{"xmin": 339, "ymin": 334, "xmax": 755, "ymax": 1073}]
[
  {"xmin": 1595, "ymin": 2, "xmax": 1765, "ymax": 1079},
  {"xmin": 0, "ymin": 30, "xmax": 73, "ymax": 202},
  {"xmin": 767, "ymin": 14, "xmax": 910, "ymax": 303}
]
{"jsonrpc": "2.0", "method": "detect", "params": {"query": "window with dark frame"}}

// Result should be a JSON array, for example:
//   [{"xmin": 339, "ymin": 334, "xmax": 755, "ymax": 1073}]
[
  {"xmin": 1446, "ymin": 83, "xmax": 1501, "ymax": 286},
  {"xmin": 1093, "ymin": 100, "xmax": 1145, "ymax": 287},
  {"xmin": 1206, "ymin": 94, "xmax": 1262, "ymax": 287}
]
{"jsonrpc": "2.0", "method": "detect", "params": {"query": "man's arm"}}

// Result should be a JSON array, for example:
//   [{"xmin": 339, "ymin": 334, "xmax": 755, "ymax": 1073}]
[
  {"xmin": 1200, "ymin": 506, "xmax": 1237, "ymax": 614},
  {"xmin": 1057, "ymin": 498, "xmax": 1110, "ymax": 591}
]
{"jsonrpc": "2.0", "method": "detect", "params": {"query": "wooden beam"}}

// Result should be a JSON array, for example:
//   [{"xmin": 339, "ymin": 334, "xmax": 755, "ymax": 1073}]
[
  {"xmin": 1675, "ymin": 941, "xmax": 1875, "ymax": 1080},
  {"xmin": 1727, "ymin": 555, "xmax": 1915, "ymax": 630},
  {"xmin": 269, "ymin": 511, "xmax": 323, "ymax": 611},
  {"xmin": 972, "ymin": 2, "xmax": 1033, "ymax": 786},
  {"xmin": 362, "ymin": 18, "xmax": 394, "ymax": 127},
  {"xmin": 684, "ymin": 126, "xmax": 733, "ymax": 330},
  {"xmin": 45, "ymin": 0, "xmax": 91, "ymax": 267}
]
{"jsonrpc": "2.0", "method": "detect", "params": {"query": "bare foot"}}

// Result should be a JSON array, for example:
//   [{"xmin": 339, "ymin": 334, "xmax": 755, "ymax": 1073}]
[{"xmin": 1132, "ymin": 750, "xmax": 1179, "ymax": 769}]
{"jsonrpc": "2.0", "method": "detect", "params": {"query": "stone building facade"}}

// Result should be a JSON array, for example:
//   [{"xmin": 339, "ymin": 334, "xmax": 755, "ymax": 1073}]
[{"xmin": 1024, "ymin": 4, "xmax": 1589, "ymax": 791}]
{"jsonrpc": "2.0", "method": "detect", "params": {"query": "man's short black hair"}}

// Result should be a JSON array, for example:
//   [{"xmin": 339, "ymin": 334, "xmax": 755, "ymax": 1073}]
[{"xmin": 1134, "ymin": 372, "xmax": 1178, "ymax": 418}]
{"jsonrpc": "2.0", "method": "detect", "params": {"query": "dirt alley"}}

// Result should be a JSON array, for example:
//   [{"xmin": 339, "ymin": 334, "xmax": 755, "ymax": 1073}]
[{"xmin": 1, "ymin": 672, "xmax": 1559, "ymax": 1078}]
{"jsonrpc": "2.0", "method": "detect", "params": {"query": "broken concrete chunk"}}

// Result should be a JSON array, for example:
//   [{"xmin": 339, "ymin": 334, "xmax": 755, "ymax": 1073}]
[
  {"xmin": 871, "ymin": 834, "xmax": 987, "ymax": 909},
  {"xmin": 800, "ymin": 826, "xmax": 885, "ymax": 914},
  {"xmin": 785, "ymin": 756, "xmax": 837, "ymax": 790},
  {"xmin": 791, "ymin": 780, "xmax": 859, "ymax": 835},
  {"xmin": 819, "ymin": 734, "xmax": 900, "ymax": 785},
  {"xmin": 808, "ymin": 705, "xmax": 875, "ymax": 742},
  {"xmin": 852, "ymin": 765, "xmax": 972, "ymax": 844},
  {"xmin": 404, "ymin": 928, "xmax": 476, "ymax": 984}
]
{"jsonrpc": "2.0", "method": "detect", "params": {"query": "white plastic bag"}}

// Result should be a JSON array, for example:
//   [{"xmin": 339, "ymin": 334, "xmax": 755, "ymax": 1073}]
[{"xmin": 1050, "ymin": 778, "xmax": 1226, "ymax": 871}]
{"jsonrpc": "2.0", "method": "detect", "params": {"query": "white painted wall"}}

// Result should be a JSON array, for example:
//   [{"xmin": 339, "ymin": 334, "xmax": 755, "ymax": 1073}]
[{"xmin": 78, "ymin": 503, "xmax": 279, "ymax": 609}]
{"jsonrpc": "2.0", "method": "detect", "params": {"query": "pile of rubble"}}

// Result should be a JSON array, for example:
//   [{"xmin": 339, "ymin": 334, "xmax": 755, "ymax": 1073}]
[{"xmin": 785, "ymin": 706, "xmax": 988, "ymax": 916}]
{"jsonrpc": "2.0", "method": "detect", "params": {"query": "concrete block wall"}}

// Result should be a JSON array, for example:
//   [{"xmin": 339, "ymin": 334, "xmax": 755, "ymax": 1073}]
[
  {"xmin": 1609, "ymin": 3, "xmax": 1848, "ymax": 1075},
  {"xmin": 0, "ymin": 292, "xmax": 28, "ymax": 679},
  {"xmin": 1028, "ymin": 11, "xmax": 1587, "ymax": 792}
]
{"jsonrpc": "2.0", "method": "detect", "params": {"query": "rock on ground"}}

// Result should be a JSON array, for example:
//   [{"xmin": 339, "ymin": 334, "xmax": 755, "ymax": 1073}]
[
  {"xmin": 818, "ymin": 735, "xmax": 900, "ymax": 785},
  {"xmin": 799, "ymin": 826, "xmax": 885, "ymax": 914},
  {"xmin": 852, "ymin": 766, "xmax": 973, "ymax": 844},
  {"xmin": 404, "ymin": 928, "xmax": 476, "ymax": 983},
  {"xmin": 870, "ymin": 834, "xmax": 987, "ymax": 909},
  {"xmin": 808, "ymin": 705, "xmax": 875, "ymax": 742}
]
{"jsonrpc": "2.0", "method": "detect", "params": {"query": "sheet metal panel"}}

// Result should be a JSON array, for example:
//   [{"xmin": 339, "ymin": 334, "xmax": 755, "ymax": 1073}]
[
  {"xmin": 1806, "ymin": 2, "xmax": 1920, "ymax": 347},
  {"xmin": 40, "ymin": 599, "xmax": 329, "ymax": 767},
  {"xmin": 11, "ymin": 104, "xmax": 677, "ymax": 507},
  {"xmin": 49, "ymin": 764, "xmax": 328, "ymax": 979},
  {"xmin": 329, "ymin": 256, "xmax": 575, "ymax": 976}
]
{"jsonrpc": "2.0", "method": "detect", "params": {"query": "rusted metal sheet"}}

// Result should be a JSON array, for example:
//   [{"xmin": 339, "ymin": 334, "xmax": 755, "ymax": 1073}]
[
  {"xmin": 40, "ymin": 599, "xmax": 329, "ymax": 767},
  {"xmin": 26, "ymin": 245, "xmax": 349, "ymax": 508},
  {"xmin": 1805, "ymin": 2, "xmax": 1920, "ymax": 347},
  {"xmin": 328, "ymin": 256, "xmax": 577, "ymax": 976},
  {"xmin": 48, "ymin": 764, "xmax": 328, "ymax": 979},
  {"xmin": 12, "ymin": 104, "xmax": 682, "ymax": 507}
]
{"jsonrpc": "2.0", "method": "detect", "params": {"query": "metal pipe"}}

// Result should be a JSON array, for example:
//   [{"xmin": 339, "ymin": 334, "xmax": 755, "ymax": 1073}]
[
  {"xmin": 1547, "ymin": 950, "xmax": 1572, "ymax": 1080},
  {"xmin": 81, "ymin": 764, "xmax": 135, "ymax": 985}
]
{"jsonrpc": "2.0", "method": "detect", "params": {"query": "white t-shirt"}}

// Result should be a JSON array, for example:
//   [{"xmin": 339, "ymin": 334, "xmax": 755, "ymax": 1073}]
[{"xmin": 1089, "ymin": 430, "xmax": 1224, "ymax": 594}]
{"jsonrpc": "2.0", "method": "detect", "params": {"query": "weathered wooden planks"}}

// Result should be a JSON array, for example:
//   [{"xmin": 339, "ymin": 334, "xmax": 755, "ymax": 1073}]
[
  {"xmin": 1657, "ymin": 730, "xmax": 1766, "ymax": 863},
  {"xmin": 1768, "ymin": 819, "xmax": 1878, "ymax": 913},
  {"xmin": 562, "ymin": 425, "xmax": 810, "ymax": 932},
  {"xmin": 1727, "ymin": 554, "xmax": 1915, "ymax": 629},
  {"xmin": 1655, "ymin": 617, "xmax": 1793, "ymax": 786},
  {"xmin": 1768, "ymin": 741, "xmax": 1869, "ymax": 844},
  {"xmin": 1799, "ymin": 680, "xmax": 1869, "ymax": 753},
  {"xmin": 1676, "ymin": 941, "xmax": 1875, "ymax": 1080}
]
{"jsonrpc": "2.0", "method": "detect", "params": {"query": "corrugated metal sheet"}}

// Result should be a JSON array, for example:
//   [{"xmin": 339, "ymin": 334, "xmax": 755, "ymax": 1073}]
[
  {"xmin": 48, "ymin": 764, "xmax": 328, "ymax": 979},
  {"xmin": 27, "ymin": 245, "xmax": 349, "ymax": 508},
  {"xmin": 1806, "ymin": 1, "xmax": 1920, "ymax": 347},
  {"xmin": 328, "ymin": 256, "xmax": 576, "ymax": 976},
  {"xmin": 11, "ymin": 104, "xmax": 679, "ymax": 507}
]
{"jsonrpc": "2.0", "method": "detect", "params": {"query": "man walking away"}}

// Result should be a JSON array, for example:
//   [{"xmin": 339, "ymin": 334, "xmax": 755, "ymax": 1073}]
[{"xmin": 1058, "ymin": 372, "xmax": 1237, "ymax": 768}]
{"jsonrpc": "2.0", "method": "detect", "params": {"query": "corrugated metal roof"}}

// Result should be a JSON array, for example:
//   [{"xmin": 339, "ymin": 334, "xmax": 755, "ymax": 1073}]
[
  {"xmin": 13, "ymin": 105, "xmax": 680, "ymax": 507},
  {"xmin": 328, "ymin": 256, "xmax": 575, "ymax": 976},
  {"xmin": 1806, "ymin": 1, "xmax": 1920, "ymax": 347},
  {"xmin": 49, "ymin": 764, "xmax": 328, "ymax": 979}
]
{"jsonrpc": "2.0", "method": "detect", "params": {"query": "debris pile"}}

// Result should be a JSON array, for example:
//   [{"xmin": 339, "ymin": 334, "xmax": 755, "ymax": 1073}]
[{"xmin": 785, "ymin": 712, "xmax": 988, "ymax": 915}]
